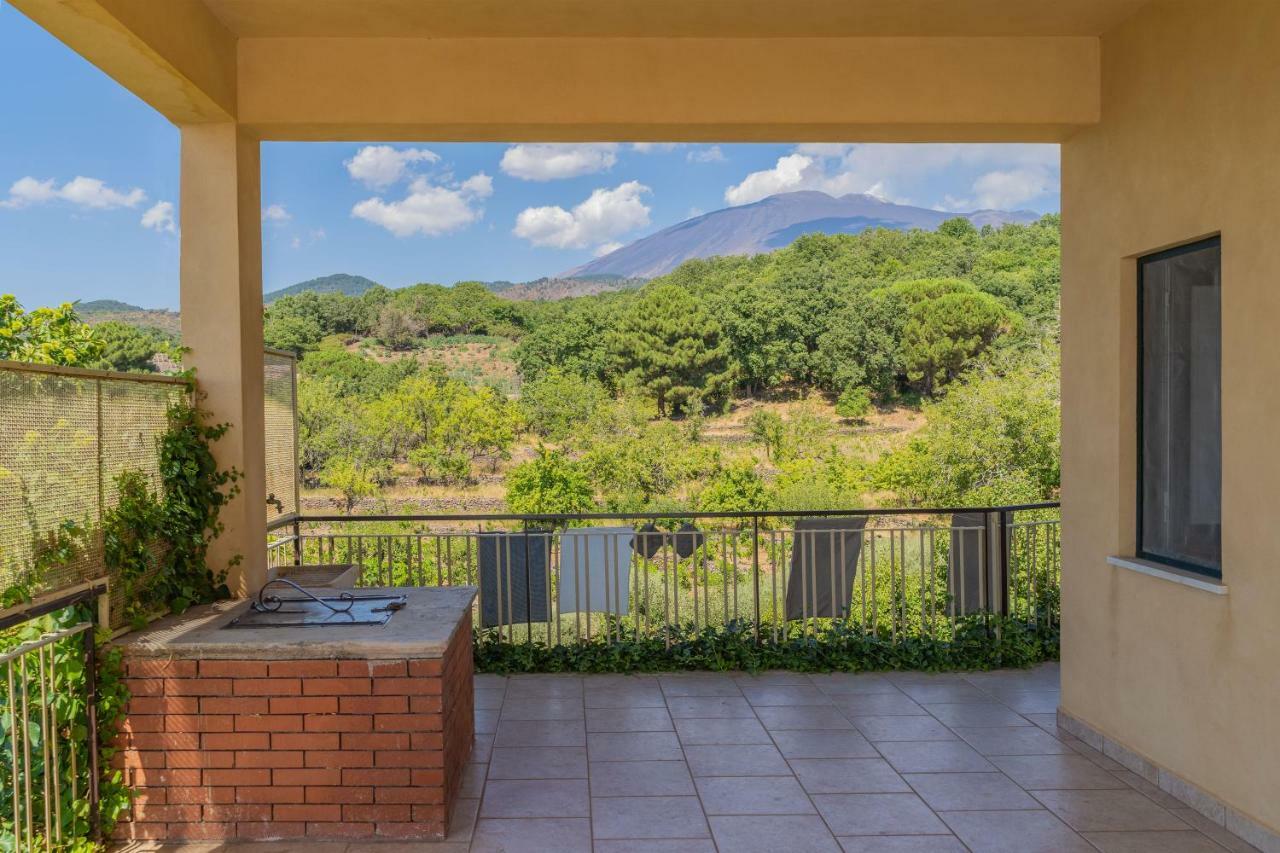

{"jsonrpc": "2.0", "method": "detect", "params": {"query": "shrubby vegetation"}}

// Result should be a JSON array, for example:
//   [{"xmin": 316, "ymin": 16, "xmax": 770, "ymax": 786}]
[{"xmin": 62, "ymin": 213, "xmax": 1061, "ymax": 514}]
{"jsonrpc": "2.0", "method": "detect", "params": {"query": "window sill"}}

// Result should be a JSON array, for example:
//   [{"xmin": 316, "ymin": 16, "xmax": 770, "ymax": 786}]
[{"xmin": 1107, "ymin": 556, "xmax": 1227, "ymax": 595}]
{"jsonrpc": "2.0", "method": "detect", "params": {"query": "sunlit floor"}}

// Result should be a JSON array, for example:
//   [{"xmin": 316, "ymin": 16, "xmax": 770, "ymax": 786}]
[{"xmin": 118, "ymin": 662, "xmax": 1257, "ymax": 852}]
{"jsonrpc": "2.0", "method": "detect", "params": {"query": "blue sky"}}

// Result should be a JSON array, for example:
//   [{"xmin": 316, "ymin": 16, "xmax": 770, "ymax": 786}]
[{"xmin": 0, "ymin": 5, "xmax": 1060, "ymax": 311}]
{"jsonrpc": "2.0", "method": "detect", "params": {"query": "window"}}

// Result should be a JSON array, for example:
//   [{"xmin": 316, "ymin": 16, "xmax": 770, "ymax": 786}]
[{"xmin": 1138, "ymin": 236, "xmax": 1221, "ymax": 577}]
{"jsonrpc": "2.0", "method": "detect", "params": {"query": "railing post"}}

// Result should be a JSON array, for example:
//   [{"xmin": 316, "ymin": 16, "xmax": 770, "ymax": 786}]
[
  {"xmin": 998, "ymin": 510, "xmax": 1011, "ymax": 619},
  {"xmin": 292, "ymin": 517, "xmax": 301, "ymax": 566},
  {"xmin": 751, "ymin": 514, "xmax": 761, "ymax": 643},
  {"xmin": 83, "ymin": 601, "xmax": 101, "ymax": 842}
]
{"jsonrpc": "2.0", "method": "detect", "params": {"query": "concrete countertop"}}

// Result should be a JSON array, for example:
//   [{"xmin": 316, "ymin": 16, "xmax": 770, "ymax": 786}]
[{"xmin": 115, "ymin": 586, "xmax": 477, "ymax": 660}]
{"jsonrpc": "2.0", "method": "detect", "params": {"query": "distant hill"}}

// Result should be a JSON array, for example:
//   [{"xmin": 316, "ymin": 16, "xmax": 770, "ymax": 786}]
[
  {"xmin": 264, "ymin": 273, "xmax": 381, "ymax": 303},
  {"xmin": 484, "ymin": 275, "xmax": 643, "ymax": 301},
  {"xmin": 78, "ymin": 300, "xmax": 181, "ymax": 335},
  {"xmin": 563, "ymin": 190, "xmax": 1042, "ymax": 279}
]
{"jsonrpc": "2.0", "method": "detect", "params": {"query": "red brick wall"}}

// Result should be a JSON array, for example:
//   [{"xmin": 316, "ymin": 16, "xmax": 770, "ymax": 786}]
[{"xmin": 112, "ymin": 615, "xmax": 473, "ymax": 842}]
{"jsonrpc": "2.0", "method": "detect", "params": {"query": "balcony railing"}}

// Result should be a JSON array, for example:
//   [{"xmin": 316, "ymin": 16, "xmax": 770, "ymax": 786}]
[{"xmin": 267, "ymin": 504, "xmax": 1060, "ymax": 652}]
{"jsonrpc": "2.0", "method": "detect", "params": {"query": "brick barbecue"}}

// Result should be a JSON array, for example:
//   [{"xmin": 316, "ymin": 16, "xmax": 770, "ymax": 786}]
[{"xmin": 109, "ymin": 587, "xmax": 476, "ymax": 842}]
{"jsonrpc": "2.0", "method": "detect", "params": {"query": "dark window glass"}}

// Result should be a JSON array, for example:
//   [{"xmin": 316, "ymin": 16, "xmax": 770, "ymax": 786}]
[{"xmin": 1139, "ymin": 237, "xmax": 1221, "ymax": 577}]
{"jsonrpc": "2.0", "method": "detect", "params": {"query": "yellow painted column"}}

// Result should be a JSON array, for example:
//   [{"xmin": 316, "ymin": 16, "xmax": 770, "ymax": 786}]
[{"xmin": 179, "ymin": 123, "xmax": 267, "ymax": 597}]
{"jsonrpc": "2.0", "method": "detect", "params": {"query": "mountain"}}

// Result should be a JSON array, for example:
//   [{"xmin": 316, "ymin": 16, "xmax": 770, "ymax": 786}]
[
  {"xmin": 264, "ymin": 273, "xmax": 381, "ymax": 303},
  {"xmin": 78, "ymin": 300, "xmax": 181, "ymax": 335},
  {"xmin": 563, "ymin": 191, "xmax": 1041, "ymax": 280}
]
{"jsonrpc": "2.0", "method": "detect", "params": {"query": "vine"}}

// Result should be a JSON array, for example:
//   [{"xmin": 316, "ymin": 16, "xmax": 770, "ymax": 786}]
[{"xmin": 101, "ymin": 390, "xmax": 239, "ymax": 626}]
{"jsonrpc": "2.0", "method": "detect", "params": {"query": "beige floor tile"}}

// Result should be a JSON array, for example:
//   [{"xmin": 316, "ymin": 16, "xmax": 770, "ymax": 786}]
[
  {"xmin": 469, "ymin": 817, "xmax": 592, "ymax": 852},
  {"xmin": 683, "ymin": 743, "xmax": 792, "ymax": 777},
  {"xmin": 1031, "ymin": 789, "xmax": 1191, "ymax": 832},
  {"xmin": 487, "ymin": 746, "xmax": 588, "ymax": 780},
  {"xmin": 709, "ymin": 815, "xmax": 841, "ymax": 852},
  {"xmin": 903, "ymin": 772, "xmax": 1040, "ymax": 811},
  {"xmin": 791, "ymin": 758, "xmax": 911, "ymax": 794},
  {"xmin": 988, "ymin": 754, "xmax": 1125, "ymax": 790},
  {"xmin": 586, "ymin": 706, "xmax": 674, "ymax": 732},
  {"xmin": 591, "ymin": 796, "xmax": 711, "ymax": 840},
  {"xmin": 695, "ymin": 775, "xmax": 816, "ymax": 815},
  {"xmin": 812, "ymin": 793, "xmax": 949, "ymax": 836},
  {"xmin": 589, "ymin": 760, "xmax": 696, "ymax": 797},
  {"xmin": 588, "ymin": 731, "xmax": 684, "ymax": 761},
  {"xmin": 939, "ymin": 808, "xmax": 1095, "ymax": 852},
  {"xmin": 477, "ymin": 779, "xmax": 590, "ymax": 819}
]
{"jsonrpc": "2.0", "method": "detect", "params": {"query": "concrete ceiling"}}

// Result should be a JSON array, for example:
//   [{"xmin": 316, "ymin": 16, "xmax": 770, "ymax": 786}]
[{"xmin": 201, "ymin": 0, "xmax": 1154, "ymax": 39}]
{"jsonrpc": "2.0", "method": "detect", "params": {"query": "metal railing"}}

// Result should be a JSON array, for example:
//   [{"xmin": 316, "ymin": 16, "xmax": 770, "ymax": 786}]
[
  {"xmin": 268, "ymin": 504, "xmax": 1060, "ymax": 647},
  {"xmin": 0, "ymin": 582, "xmax": 106, "ymax": 851}
]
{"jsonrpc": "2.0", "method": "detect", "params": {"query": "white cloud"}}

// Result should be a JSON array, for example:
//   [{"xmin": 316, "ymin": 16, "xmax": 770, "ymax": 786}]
[
  {"xmin": 971, "ymin": 166, "xmax": 1055, "ymax": 209},
  {"xmin": 290, "ymin": 236, "xmax": 302, "ymax": 249},
  {"xmin": 262, "ymin": 203, "xmax": 291, "ymax": 223},
  {"xmin": 500, "ymin": 144, "xmax": 618, "ymax": 181},
  {"xmin": 140, "ymin": 201, "xmax": 176, "ymax": 234},
  {"xmin": 345, "ymin": 145, "xmax": 440, "ymax": 188},
  {"xmin": 1, "ymin": 175, "xmax": 146, "ymax": 210},
  {"xmin": 724, "ymin": 153, "xmax": 816, "ymax": 205},
  {"xmin": 593, "ymin": 241, "xmax": 624, "ymax": 257},
  {"xmin": 351, "ymin": 172, "xmax": 492, "ymax": 237},
  {"xmin": 513, "ymin": 180, "xmax": 651, "ymax": 251},
  {"xmin": 631, "ymin": 143, "xmax": 680, "ymax": 153},
  {"xmin": 687, "ymin": 145, "xmax": 726, "ymax": 164},
  {"xmin": 723, "ymin": 144, "xmax": 1058, "ymax": 209}
]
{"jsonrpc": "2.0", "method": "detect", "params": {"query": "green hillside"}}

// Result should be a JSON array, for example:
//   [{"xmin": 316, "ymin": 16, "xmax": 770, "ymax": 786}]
[{"xmin": 264, "ymin": 273, "xmax": 382, "ymax": 303}]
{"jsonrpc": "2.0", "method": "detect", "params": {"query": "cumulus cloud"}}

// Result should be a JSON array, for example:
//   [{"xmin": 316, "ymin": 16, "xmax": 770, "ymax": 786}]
[
  {"xmin": 723, "ymin": 144, "xmax": 1058, "ymax": 209},
  {"xmin": 631, "ymin": 143, "xmax": 680, "ymax": 153},
  {"xmin": 687, "ymin": 145, "xmax": 726, "ymax": 164},
  {"xmin": 140, "ymin": 201, "xmax": 176, "ymax": 233},
  {"xmin": 351, "ymin": 172, "xmax": 492, "ymax": 237},
  {"xmin": 1, "ymin": 175, "xmax": 146, "ymax": 210},
  {"xmin": 724, "ymin": 154, "xmax": 816, "ymax": 205},
  {"xmin": 971, "ymin": 165, "xmax": 1056, "ymax": 209},
  {"xmin": 513, "ymin": 180, "xmax": 651, "ymax": 251},
  {"xmin": 500, "ymin": 144, "xmax": 618, "ymax": 181},
  {"xmin": 262, "ymin": 203, "xmax": 291, "ymax": 223},
  {"xmin": 593, "ymin": 241, "xmax": 624, "ymax": 257},
  {"xmin": 345, "ymin": 146, "xmax": 440, "ymax": 188}
]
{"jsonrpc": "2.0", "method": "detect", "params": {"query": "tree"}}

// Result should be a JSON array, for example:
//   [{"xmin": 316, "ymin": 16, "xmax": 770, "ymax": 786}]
[
  {"xmin": 91, "ymin": 321, "xmax": 171, "ymax": 373},
  {"xmin": 835, "ymin": 386, "xmax": 873, "ymax": 421},
  {"xmin": 375, "ymin": 303, "xmax": 425, "ymax": 350},
  {"xmin": 321, "ymin": 457, "xmax": 381, "ymax": 514},
  {"xmin": 263, "ymin": 312, "xmax": 324, "ymax": 354},
  {"xmin": 505, "ymin": 447, "xmax": 595, "ymax": 515},
  {"xmin": 696, "ymin": 459, "xmax": 766, "ymax": 513},
  {"xmin": 520, "ymin": 369, "xmax": 608, "ymax": 442},
  {"xmin": 609, "ymin": 283, "xmax": 733, "ymax": 417},
  {"xmin": 873, "ymin": 350, "xmax": 1060, "ymax": 506},
  {"xmin": 813, "ymin": 289, "xmax": 902, "ymax": 395},
  {"xmin": 0, "ymin": 296, "xmax": 102, "ymax": 366},
  {"xmin": 746, "ymin": 410, "xmax": 785, "ymax": 461},
  {"xmin": 901, "ymin": 289, "xmax": 1012, "ymax": 395}
]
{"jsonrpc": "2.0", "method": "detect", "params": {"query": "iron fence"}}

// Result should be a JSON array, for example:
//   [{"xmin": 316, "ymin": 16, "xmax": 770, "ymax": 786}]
[
  {"xmin": 267, "ymin": 504, "xmax": 1060, "ymax": 647},
  {"xmin": 0, "ymin": 582, "xmax": 106, "ymax": 851}
]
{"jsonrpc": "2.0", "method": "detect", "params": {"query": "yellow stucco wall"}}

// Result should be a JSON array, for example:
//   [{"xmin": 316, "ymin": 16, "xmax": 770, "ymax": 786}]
[{"xmin": 1061, "ymin": 0, "xmax": 1280, "ymax": 833}]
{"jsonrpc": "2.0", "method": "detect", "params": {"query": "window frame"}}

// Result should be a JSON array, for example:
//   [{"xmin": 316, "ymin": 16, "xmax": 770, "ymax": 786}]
[{"xmin": 1136, "ymin": 235, "xmax": 1222, "ymax": 580}]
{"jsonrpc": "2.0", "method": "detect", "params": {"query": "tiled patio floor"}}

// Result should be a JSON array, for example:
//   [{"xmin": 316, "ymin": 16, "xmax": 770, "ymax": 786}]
[{"xmin": 121, "ymin": 662, "xmax": 1259, "ymax": 853}]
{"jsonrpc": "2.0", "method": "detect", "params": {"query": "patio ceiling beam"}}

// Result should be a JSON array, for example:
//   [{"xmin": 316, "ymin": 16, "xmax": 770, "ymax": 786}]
[
  {"xmin": 10, "ymin": 0, "xmax": 237, "ymax": 124},
  {"xmin": 236, "ymin": 36, "xmax": 1100, "ymax": 142}
]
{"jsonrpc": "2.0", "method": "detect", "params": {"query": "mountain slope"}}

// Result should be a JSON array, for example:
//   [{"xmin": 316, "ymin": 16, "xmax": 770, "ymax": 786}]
[
  {"xmin": 264, "ymin": 273, "xmax": 381, "ymax": 303},
  {"xmin": 563, "ymin": 191, "xmax": 1040, "ymax": 279}
]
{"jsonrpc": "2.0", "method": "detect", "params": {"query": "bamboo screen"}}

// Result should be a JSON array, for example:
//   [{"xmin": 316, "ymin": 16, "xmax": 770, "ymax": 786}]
[{"xmin": 263, "ymin": 349, "xmax": 299, "ymax": 525}]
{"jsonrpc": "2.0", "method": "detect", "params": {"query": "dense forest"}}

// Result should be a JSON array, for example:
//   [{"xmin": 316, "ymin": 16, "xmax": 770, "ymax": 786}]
[
  {"xmin": 7, "ymin": 214, "xmax": 1059, "ymax": 515},
  {"xmin": 256, "ymin": 214, "xmax": 1062, "ymax": 515}
]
